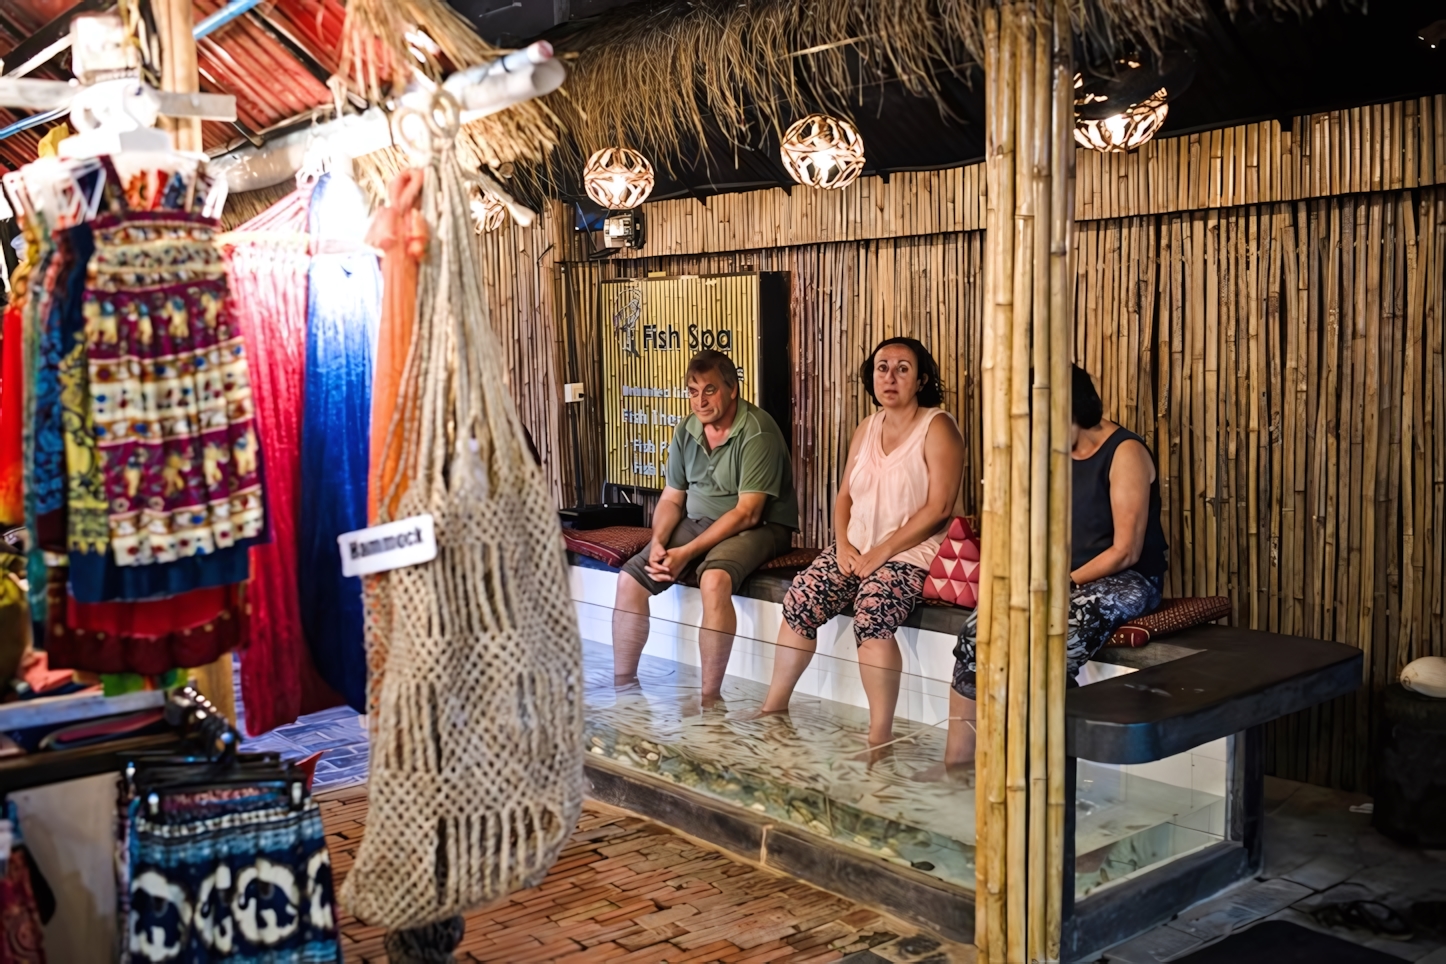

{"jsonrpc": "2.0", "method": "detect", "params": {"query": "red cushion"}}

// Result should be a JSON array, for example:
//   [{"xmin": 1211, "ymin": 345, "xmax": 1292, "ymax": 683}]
[
  {"xmin": 922, "ymin": 517, "xmax": 981, "ymax": 609},
  {"xmin": 1107, "ymin": 596, "xmax": 1232, "ymax": 647},
  {"xmin": 562, "ymin": 526, "xmax": 653, "ymax": 569}
]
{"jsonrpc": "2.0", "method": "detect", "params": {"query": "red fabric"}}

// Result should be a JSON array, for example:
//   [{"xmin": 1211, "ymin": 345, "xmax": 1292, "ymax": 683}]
[
  {"xmin": 225, "ymin": 196, "xmax": 344, "ymax": 736},
  {"xmin": 66, "ymin": 587, "xmax": 225, "ymax": 637},
  {"xmin": 1108, "ymin": 596, "xmax": 1233, "ymax": 647},
  {"xmin": 0, "ymin": 848, "xmax": 46, "ymax": 964},
  {"xmin": 0, "ymin": 304, "xmax": 23, "ymax": 528},
  {"xmin": 43, "ymin": 570, "xmax": 240, "ymax": 675},
  {"xmin": 15, "ymin": 651, "xmax": 76, "ymax": 696},
  {"xmin": 922, "ymin": 517, "xmax": 981, "ymax": 608},
  {"xmin": 563, "ymin": 526, "xmax": 654, "ymax": 569}
]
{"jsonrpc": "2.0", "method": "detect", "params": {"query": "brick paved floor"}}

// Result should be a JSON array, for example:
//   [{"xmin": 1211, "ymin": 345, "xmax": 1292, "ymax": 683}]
[{"xmin": 320, "ymin": 786, "xmax": 970, "ymax": 964}]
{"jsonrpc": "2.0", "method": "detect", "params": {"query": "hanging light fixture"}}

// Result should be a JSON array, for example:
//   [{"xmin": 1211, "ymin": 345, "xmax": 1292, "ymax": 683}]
[
  {"xmin": 582, "ymin": 147, "xmax": 655, "ymax": 210},
  {"xmin": 1073, "ymin": 51, "xmax": 1193, "ymax": 154},
  {"xmin": 1073, "ymin": 79, "xmax": 1169, "ymax": 153},
  {"xmin": 780, "ymin": 113, "xmax": 865, "ymax": 190},
  {"xmin": 470, "ymin": 190, "xmax": 507, "ymax": 232}
]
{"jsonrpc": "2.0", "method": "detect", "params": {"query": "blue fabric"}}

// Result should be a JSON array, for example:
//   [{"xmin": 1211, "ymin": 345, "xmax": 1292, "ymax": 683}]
[
  {"xmin": 126, "ymin": 799, "xmax": 341, "ymax": 963},
  {"xmin": 298, "ymin": 174, "xmax": 380, "ymax": 713},
  {"xmin": 30, "ymin": 242, "xmax": 71, "ymax": 525},
  {"xmin": 68, "ymin": 544, "xmax": 255, "ymax": 604}
]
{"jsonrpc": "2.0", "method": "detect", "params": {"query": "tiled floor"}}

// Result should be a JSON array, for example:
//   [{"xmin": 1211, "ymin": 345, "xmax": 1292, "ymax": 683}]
[
  {"xmin": 1102, "ymin": 777, "xmax": 1446, "ymax": 963},
  {"xmin": 319, "ymin": 787, "xmax": 970, "ymax": 963},
  {"xmin": 233, "ymin": 655, "xmax": 371, "ymax": 791}
]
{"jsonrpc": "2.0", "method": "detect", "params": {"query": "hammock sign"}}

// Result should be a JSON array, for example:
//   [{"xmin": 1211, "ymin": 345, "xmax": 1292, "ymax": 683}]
[{"xmin": 337, "ymin": 514, "xmax": 438, "ymax": 577}]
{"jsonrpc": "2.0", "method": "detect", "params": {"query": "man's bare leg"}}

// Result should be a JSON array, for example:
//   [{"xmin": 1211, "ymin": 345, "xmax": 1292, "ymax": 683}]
[
  {"xmin": 697, "ymin": 569, "xmax": 737, "ymax": 700},
  {"xmin": 612, "ymin": 573, "xmax": 652, "ymax": 684}
]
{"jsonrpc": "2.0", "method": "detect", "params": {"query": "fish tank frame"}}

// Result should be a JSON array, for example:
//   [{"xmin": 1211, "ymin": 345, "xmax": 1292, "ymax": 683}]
[{"xmin": 570, "ymin": 559, "xmax": 1361, "ymax": 959}]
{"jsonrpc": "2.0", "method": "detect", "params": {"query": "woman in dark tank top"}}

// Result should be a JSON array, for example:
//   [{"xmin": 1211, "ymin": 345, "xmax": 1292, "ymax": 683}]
[{"xmin": 943, "ymin": 365, "xmax": 1168, "ymax": 769}]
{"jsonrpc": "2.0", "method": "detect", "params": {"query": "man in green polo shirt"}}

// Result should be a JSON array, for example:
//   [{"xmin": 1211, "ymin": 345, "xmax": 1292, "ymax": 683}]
[{"xmin": 613, "ymin": 349, "xmax": 798, "ymax": 699}]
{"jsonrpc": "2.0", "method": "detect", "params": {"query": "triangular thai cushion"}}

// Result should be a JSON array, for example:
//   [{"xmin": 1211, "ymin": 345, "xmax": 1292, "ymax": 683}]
[{"xmin": 922, "ymin": 517, "xmax": 981, "ymax": 608}]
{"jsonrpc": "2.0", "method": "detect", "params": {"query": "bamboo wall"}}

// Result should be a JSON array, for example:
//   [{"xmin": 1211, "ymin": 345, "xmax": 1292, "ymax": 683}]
[
  {"xmin": 569, "ymin": 235, "xmax": 989, "ymax": 546},
  {"xmin": 477, "ymin": 94, "xmax": 1446, "ymax": 791},
  {"xmin": 1078, "ymin": 189, "xmax": 1446, "ymax": 791}
]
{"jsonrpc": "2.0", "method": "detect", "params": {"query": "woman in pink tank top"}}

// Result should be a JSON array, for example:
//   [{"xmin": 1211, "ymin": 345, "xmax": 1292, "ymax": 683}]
[{"xmin": 759, "ymin": 338, "xmax": 965, "ymax": 745}]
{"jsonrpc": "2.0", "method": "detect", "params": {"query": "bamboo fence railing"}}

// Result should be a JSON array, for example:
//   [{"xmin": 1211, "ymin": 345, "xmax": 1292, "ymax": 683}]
[{"xmin": 474, "ymin": 95, "xmax": 1446, "ymax": 805}]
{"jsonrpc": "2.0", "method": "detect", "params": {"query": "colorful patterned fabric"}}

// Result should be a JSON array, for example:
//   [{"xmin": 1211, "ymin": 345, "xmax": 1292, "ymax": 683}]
[
  {"xmin": 952, "ymin": 568, "xmax": 1163, "ymax": 699},
  {"xmin": 782, "ymin": 543, "xmax": 927, "ymax": 642},
  {"xmin": 30, "ymin": 235, "xmax": 75, "ymax": 558},
  {"xmin": 23, "ymin": 229, "xmax": 63, "ymax": 620},
  {"xmin": 84, "ymin": 212, "xmax": 264, "ymax": 568},
  {"xmin": 125, "ymin": 798, "xmax": 340, "ymax": 963},
  {"xmin": 56, "ymin": 224, "xmax": 107, "ymax": 556},
  {"xmin": 0, "ymin": 846, "xmax": 47, "ymax": 964}
]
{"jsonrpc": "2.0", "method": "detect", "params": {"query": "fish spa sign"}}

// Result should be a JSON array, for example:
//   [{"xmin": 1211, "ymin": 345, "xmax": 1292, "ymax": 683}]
[{"xmin": 599, "ymin": 273, "xmax": 791, "ymax": 490}]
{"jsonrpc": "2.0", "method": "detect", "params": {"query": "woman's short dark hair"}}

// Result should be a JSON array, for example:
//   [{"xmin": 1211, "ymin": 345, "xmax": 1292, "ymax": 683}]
[
  {"xmin": 860, "ymin": 337, "xmax": 944, "ymax": 408},
  {"xmin": 1072, "ymin": 364, "xmax": 1103, "ymax": 428}
]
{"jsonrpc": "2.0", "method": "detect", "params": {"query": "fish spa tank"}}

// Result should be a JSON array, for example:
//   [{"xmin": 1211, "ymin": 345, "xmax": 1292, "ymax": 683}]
[{"xmin": 569, "ymin": 560, "xmax": 1285, "ymax": 950}]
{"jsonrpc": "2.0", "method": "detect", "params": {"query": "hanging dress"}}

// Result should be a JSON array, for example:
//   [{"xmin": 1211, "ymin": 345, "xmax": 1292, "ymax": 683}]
[
  {"xmin": 297, "ymin": 173, "xmax": 380, "ymax": 713},
  {"xmin": 67, "ymin": 168, "xmax": 262, "ymax": 607}
]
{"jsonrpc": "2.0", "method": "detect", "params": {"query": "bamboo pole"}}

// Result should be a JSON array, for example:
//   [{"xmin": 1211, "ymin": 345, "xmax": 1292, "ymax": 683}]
[
  {"xmin": 1025, "ymin": 3, "xmax": 1051, "ymax": 955},
  {"xmin": 1045, "ymin": 1, "xmax": 1073, "ymax": 954},
  {"xmin": 977, "ymin": 8, "xmax": 1007, "ymax": 957},
  {"xmin": 976, "ymin": 4, "xmax": 1071, "ymax": 960}
]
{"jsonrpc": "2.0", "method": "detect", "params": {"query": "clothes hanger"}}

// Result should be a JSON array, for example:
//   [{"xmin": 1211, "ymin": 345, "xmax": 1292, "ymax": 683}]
[{"xmin": 57, "ymin": 78, "xmax": 176, "ymax": 161}]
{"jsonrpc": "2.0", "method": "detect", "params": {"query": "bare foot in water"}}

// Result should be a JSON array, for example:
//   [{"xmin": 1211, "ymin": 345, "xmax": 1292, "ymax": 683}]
[
  {"xmin": 911, "ymin": 761, "xmax": 976, "ymax": 786},
  {"xmin": 726, "ymin": 705, "xmax": 791, "ymax": 723},
  {"xmin": 851, "ymin": 743, "xmax": 898, "ymax": 767}
]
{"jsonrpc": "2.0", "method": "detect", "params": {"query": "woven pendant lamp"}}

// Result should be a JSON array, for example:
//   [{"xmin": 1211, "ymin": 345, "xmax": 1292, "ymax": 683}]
[{"xmin": 780, "ymin": 113, "xmax": 865, "ymax": 189}]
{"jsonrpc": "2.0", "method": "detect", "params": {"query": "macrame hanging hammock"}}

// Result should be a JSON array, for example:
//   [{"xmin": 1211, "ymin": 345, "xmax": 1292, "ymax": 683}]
[{"xmin": 341, "ymin": 91, "xmax": 583, "ymax": 929}]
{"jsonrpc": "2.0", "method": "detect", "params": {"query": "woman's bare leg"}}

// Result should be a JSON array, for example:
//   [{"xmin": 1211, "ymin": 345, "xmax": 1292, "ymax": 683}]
[
  {"xmin": 944, "ymin": 689, "xmax": 978, "ymax": 765},
  {"xmin": 857, "ymin": 635, "xmax": 903, "ymax": 745},
  {"xmin": 760, "ymin": 622, "xmax": 817, "ymax": 713}
]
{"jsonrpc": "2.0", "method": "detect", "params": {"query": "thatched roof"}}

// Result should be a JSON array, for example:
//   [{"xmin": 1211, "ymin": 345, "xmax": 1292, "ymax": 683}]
[{"xmin": 542, "ymin": 0, "xmax": 1339, "ymax": 170}]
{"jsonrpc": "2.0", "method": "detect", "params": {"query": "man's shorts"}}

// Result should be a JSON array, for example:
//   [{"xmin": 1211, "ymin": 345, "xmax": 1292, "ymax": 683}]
[{"xmin": 619, "ymin": 517, "xmax": 794, "ymax": 596}]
